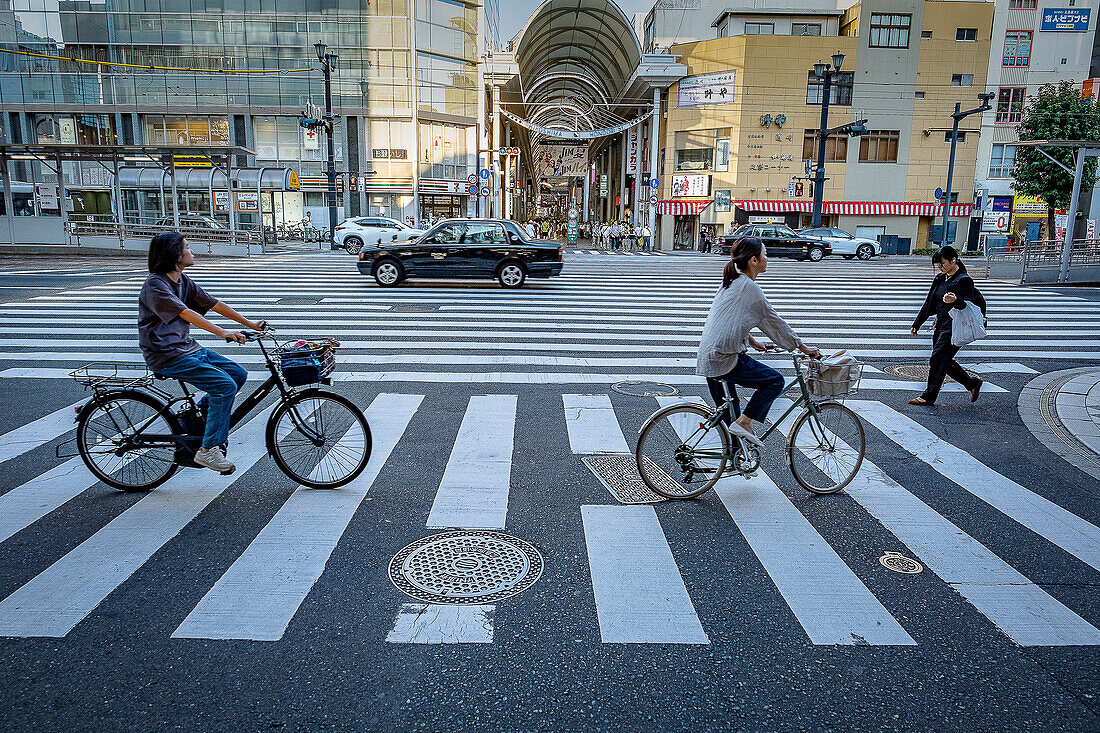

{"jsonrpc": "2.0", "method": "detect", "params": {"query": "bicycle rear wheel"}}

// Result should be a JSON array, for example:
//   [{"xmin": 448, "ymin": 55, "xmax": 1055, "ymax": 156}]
[
  {"xmin": 635, "ymin": 403, "xmax": 730, "ymax": 499},
  {"xmin": 787, "ymin": 402, "xmax": 865, "ymax": 495},
  {"xmin": 76, "ymin": 390, "xmax": 180, "ymax": 492},
  {"xmin": 266, "ymin": 389, "xmax": 371, "ymax": 489}
]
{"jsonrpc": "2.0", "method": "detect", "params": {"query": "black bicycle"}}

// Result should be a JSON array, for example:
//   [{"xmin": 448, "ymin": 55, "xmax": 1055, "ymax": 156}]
[{"xmin": 65, "ymin": 329, "xmax": 371, "ymax": 492}]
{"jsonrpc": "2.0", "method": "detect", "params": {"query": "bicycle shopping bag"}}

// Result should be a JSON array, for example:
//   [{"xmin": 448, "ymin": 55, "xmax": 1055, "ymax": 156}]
[{"xmin": 948, "ymin": 301, "xmax": 987, "ymax": 347}]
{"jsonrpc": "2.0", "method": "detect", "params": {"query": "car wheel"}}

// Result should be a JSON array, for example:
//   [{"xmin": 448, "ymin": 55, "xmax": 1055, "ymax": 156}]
[
  {"xmin": 857, "ymin": 244, "xmax": 875, "ymax": 260},
  {"xmin": 373, "ymin": 259, "xmax": 403, "ymax": 287},
  {"xmin": 808, "ymin": 246, "xmax": 825, "ymax": 262},
  {"xmin": 344, "ymin": 236, "xmax": 364, "ymax": 254},
  {"xmin": 497, "ymin": 260, "xmax": 526, "ymax": 288}
]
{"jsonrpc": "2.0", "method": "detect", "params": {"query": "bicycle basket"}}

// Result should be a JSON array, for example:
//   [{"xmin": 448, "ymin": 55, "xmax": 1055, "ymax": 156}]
[
  {"xmin": 69, "ymin": 363, "xmax": 155, "ymax": 390},
  {"xmin": 802, "ymin": 355, "xmax": 863, "ymax": 401},
  {"xmin": 272, "ymin": 339, "xmax": 339, "ymax": 387}
]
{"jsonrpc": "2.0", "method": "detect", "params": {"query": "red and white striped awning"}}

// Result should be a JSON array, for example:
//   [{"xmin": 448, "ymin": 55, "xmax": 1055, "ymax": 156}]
[
  {"xmin": 656, "ymin": 199, "xmax": 712, "ymax": 215},
  {"xmin": 733, "ymin": 200, "xmax": 973, "ymax": 216}
]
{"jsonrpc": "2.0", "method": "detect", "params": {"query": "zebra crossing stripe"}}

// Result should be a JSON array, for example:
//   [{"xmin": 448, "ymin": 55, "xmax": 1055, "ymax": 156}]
[
  {"xmin": 426, "ymin": 395, "xmax": 517, "ymax": 530},
  {"xmin": 581, "ymin": 504, "xmax": 709, "ymax": 644},
  {"xmin": 850, "ymin": 401, "xmax": 1100, "ymax": 573},
  {"xmin": 0, "ymin": 400, "xmax": 82, "ymax": 465},
  {"xmin": 0, "ymin": 407, "xmax": 274, "ymax": 638},
  {"xmin": 562, "ymin": 394, "xmax": 630, "ymax": 454},
  {"xmin": 172, "ymin": 394, "xmax": 422, "ymax": 641},
  {"xmin": 385, "ymin": 603, "xmax": 494, "ymax": 644},
  {"xmin": 0, "ymin": 457, "xmax": 101, "ymax": 545}
]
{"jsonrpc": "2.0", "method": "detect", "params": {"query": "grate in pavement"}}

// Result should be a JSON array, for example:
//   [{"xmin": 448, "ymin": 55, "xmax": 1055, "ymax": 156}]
[
  {"xmin": 611, "ymin": 380, "xmax": 679, "ymax": 397},
  {"xmin": 276, "ymin": 297, "xmax": 322, "ymax": 305},
  {"xmin": 389, "ymin": 304, "xmax": 439, "ymax": 312},
  {"xmin": 582, "ymin": 453, "xmax": 669, "ymax": 504},
  {"xmin": 879, "ymin": 552, "xmax": 923, "ymax": 574},
  {"xmin": 884, "ymin": 364, "xmax": 977, "ymax": 383}
]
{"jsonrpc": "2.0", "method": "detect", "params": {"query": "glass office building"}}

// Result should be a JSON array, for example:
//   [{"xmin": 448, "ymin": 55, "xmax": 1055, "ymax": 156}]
[{"xmin": 0, "ymin": 0, "xmax": 479, "ymax": 224}]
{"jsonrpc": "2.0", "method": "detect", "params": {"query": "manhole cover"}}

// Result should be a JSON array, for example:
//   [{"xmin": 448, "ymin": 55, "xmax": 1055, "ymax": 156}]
[
  {"xmin": 276, "ymin": 297, "xmax": 322, "ymax": 305},
  {"xmin": 879, "ymin": 552, "xmax": 923, "ymax": 574},
  {"xmin": 611, "ymin": 380, "xmax": 679, "ymax": 397},
  {"xmin": 388, "ymin": 531, "xmax": 543, "ymax": 604},
  {"xmin": 582, "ymin": 453, "xmax": 668, "ymax": 504},
  {"xmin": 389, "ymin": 304, "xmax": 439, "ymax": 312},
  {"xmin": 884, "ymin": 364, "xmax": 978, "ymax": 383}
]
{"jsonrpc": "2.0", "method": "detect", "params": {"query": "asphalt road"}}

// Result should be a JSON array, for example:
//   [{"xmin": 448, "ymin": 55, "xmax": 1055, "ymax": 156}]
[{"xmin": 0, "ymin": 250, "xmax": 1096, "ymax": 732}]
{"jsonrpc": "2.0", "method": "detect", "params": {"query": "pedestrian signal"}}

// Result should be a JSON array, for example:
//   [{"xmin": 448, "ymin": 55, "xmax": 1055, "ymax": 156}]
[{"xmin": 795, "ymin": 182, "xmax": 804, "ymax": 197}]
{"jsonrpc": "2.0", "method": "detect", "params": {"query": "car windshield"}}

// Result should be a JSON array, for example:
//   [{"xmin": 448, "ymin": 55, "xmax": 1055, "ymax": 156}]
[{"xmin": 775, "ymin": 226, "xmax": 796, "ymax": 236}]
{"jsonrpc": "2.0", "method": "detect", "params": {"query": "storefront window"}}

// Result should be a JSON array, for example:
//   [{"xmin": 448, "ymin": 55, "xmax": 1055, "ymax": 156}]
[
  {"xmin": 419, "ymin": 121, "xmax": 471, "ymax": 180},
  {"xmin": 675, "ymin": 130, "xmax": 717, "ymax": 171}
]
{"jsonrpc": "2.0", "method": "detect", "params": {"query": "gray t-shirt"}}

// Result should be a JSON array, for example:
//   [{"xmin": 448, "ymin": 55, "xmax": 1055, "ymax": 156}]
[
  {"xmin": 138, "ymin": 272, "xmax": 217, "ymax": 370},
  {"xmin": 696, "ymin": 274, "xmax": 803, "ymax": 377}
]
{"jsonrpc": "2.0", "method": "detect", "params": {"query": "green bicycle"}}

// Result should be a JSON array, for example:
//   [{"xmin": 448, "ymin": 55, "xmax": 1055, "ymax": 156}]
[{"xmin": 635, "ymin": 349, "xmax": 866, "ymax": 498}]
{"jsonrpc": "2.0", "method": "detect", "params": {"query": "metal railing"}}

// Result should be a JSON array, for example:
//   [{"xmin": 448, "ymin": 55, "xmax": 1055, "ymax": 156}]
[
  {"xmin": 66, "ymin": 220, "xmax": 262, "ymax": 247},
  {"xmin": 1020, "ymin": 237, "xmax": 1100, "ymax": 283}
]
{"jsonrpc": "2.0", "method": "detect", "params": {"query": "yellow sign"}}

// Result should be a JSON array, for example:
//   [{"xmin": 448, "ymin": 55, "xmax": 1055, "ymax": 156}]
[
  {"xmin": 287, "ymin": 171, "xmax": 300, "ymax": 190},
  {"xmin": 1013, "ymin": 194, "xmax": 1047, "ymax": 214},
  {"xmin": 172, "ymin": 155, "xmax": 212, "ymax": 168}
]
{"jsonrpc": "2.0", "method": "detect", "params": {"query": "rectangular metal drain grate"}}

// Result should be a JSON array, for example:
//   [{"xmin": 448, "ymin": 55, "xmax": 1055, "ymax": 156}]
[
  {"xmin": 389, "ymin": 304, "xmax": 439, "ymax": 312},
  {"xmin": 582, "ymin": 453, "xmax": 668, "ymax": 504},
  {"xmin": 276, "ymin": 297, "xmax": 323, "ymax": 305}
]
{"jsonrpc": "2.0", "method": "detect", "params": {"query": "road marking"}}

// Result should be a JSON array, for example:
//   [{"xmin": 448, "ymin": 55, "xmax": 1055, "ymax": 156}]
[
  {"xmin": 0, "ymin": 458, "xmax": 100, "ymax": 545},
  {"xmin": 172, "ymin": 394, "xmax": 422, "ymax": 641},
  {"xmin": 581, "ymin": 504, "xmax": 708, "ymax": 644},
  {"xmin": 426, "ymin": 394, "xmax": 517, "ymax": 530},
  {"xmin": 0, "ymin": 408, "xmax": 273, "ymax": 638},
  {"xmin": 562, "ymin": 394, "xmax": 630, "ymax": 454},
  {"xmin": 0, "ymin": 400, "xmax": 82, "ymax": 464},
  {"xmin": 850, "ymin": 401, "xmax": 1100, "ymax": 573},
  {"xmin": 962, "ymin": 362, "xmax": 1040, "ymax": 374},
  {"xmin": 385, "ymin": 603, "xmax": 494, "ymax": 644}
]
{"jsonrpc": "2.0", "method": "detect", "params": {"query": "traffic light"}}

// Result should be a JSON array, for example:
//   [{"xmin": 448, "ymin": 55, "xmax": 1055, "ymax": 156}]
[
  {"xmin": 846, "ymin": 122, "xmax": 868, "ymax": 136},
  {"xmin": 795, "ymin": 181, "xmax": 804, "ymax": 197},
  {"xmin": 299, "ymin": 117, "xmax": 322, "ymax": 130},
  {"xmin": 349, "ymin": 176, "xmax": 359, "ymax": 193}
]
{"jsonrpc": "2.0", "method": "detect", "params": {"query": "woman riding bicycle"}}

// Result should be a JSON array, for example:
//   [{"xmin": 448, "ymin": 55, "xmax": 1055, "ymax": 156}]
[
  {"xmin": 138, "ymin": 232, "xmax": 264, "ymax": 474},
  {"xmin": 697, "ymin": 237, "xmax": 820, "ymax": 445}
]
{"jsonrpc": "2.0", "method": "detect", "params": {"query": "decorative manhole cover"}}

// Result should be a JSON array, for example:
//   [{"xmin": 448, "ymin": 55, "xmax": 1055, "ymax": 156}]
[
  {"xmin": 389, "ymin": 304, "xmax": 439, "ymax": 312},
  {"xmin": 582, "ymin": 453, "xmax": 668, "ymax": 504},
  {"xmin": 276, "ymin": 297, "xmax": 322, "ymax": 305},
  {"xmin": 879, "ymin": 552, "xmax": 923, "ymax": 574},
  {"xmin": 611, "ymin": 380, "xmax": 679, "ymax": 397},
  {"xmin": 388, "ymin": 531, "xmax": 543, "ymax": 604},
  {"xmin": 884, "ymin": 364, "xmax": 978, "ymax": 383}
]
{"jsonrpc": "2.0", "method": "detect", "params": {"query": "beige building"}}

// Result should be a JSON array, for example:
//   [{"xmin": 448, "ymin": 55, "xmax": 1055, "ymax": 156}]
[{"xmin": 656, "ymin": 0, "xmax": 993, "ymax": 252}]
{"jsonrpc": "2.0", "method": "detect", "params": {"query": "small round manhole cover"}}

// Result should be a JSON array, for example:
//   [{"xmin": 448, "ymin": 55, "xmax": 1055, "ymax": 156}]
[
  {"xmin": 884, "ymin": 364, "xmax": 978, "ymax": 383},
  {"xmin": 388, "ymin": 531, "xmax": 543, "ymax": 604},
  {"xmin": 879, "ymin": 552, "xmax": 923, "ymax": 574},
  {"xmin": 611, "ymin": 380, "xmax": 679, "ymax": 397}
]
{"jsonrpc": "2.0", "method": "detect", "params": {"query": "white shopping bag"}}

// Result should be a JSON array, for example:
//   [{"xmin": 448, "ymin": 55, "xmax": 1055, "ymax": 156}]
[{"xmin": 948, "ymin": 301, "xmax": 987, "ymax": 347}]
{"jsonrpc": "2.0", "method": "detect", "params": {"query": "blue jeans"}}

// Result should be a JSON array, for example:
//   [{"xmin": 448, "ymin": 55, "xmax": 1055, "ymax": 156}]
[
  {"xmin": 157, "ymin": 347, "xmax": 248, "ymax": 449},
  {"xmin": 706, "ymin": 353, "xmax": 786, "ymax": 424}
]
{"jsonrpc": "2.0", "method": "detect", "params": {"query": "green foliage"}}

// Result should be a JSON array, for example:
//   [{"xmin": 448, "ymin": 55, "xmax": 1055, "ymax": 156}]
[
  {"xmin": 1013, "ymin": 81, "xmax": 1100, "ymax": 211},
  {"xmin": 912, "ymin": 247, "xmax": 939, "ymax": 256}
]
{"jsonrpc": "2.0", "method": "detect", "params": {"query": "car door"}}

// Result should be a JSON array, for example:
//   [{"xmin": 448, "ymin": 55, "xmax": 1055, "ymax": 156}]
[
  {"xmin": 407, "ymin": 223, "xmax": 462, "ymax": 276},
  {"xmin": 828, "ymin": 228, "xmax": 856, "ymax": 255},
  {"xmin": 457, "ymin": 222, "xmax": 507, "ymax": 276},
  {"xmin": 759, "ymin": 227, "xmax": 787, "ymax": 258}
]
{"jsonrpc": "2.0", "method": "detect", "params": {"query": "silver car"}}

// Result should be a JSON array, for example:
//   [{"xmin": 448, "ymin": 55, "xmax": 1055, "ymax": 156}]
[
  {"xmin": 335, "ymin": 216, "xmax": 426, "ymax": 253},
  {"xmin": 798, "ymin": 227, "xmax": 881, "ymax": 260}
]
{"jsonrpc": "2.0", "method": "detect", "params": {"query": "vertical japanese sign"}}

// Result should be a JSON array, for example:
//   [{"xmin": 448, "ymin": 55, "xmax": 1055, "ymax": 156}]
[{"xmin": 627, "ymin": 128, "xmax": 640, "ymax": 177}]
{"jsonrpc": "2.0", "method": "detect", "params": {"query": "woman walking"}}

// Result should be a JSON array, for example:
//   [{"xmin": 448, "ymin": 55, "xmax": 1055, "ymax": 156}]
[
  {"xmin": 697, "ymin": 237, "xmax": 820, "ymax": 444},
  {"xmin": 908, "ymin": 245, "xmax": 986, "ymax": 406}
]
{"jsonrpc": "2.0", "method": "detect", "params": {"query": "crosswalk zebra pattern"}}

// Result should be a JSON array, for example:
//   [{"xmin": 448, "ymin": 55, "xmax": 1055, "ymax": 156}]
[{"xmin": 0, "ymin": 387, "xmax": 1097, "ymax": 647}]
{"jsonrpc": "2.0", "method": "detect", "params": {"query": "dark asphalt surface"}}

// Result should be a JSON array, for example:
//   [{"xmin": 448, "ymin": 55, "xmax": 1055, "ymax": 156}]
[{"xmin": 0, "ymin": 253, "xmax": 1096, "ymax": 732}]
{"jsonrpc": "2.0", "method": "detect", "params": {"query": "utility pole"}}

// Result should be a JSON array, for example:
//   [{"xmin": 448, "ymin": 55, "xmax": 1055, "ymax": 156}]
[
  {"xmin": 939, "ymin": 93, "xmax": 994, "ymax": 247},
  {"xmin": 810, "ymin": 52, "xmax": 866, "ymax": 228},
  {"xmin": 315, "ymin": 40, "xmax": 339, "ymax": 250}
]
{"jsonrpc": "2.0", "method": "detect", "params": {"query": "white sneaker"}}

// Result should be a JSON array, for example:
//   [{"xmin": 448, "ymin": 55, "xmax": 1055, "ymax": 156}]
[
  {"xmin": 727, "ymin": 422, "xmax": 764, "ymax": 447},
  {"xmin": 194, "ymin": 446, "xmax": 235, "ymax": 474}
]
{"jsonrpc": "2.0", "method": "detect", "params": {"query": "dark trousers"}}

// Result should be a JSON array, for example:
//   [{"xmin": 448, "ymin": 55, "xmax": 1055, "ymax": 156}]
[
  {"xmin": 921, "ymin": 327, "xmax": 979, "ymax": 403},
  {"xmin": 706, "ymin": 353, "xmax": 786, "ymax": 424}
]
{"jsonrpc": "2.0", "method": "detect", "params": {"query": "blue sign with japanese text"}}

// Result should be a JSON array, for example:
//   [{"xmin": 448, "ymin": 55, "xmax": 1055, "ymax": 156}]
[{"xmin": 1041, "ymin": 8, "xmax": 1090, "ymax": 30}]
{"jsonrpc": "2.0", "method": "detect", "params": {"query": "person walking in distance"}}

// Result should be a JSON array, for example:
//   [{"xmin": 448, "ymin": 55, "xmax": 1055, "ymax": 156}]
[
  {"xmin": 640, "ymin": 223, "xmax": 652, "ymax": 251},
  {"xmin": 908, "ymin": 245, "xmax": 986, "ymax": 406},
  {"xmin": 138, "ymin": 232, "xmax": 265, "ymax": 473},
  {"xmin": 697, "ymin": 237, "xmax": 821, "ymax": 444}
]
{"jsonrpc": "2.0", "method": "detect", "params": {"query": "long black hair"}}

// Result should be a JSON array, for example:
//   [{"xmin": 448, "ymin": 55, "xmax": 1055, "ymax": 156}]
[
  {"xmin": 932, "ymin": 245, "xmax": 968, "ymax": 274},
  {"xmin": 722, "ymin": 237, "xmax": 764, "ymax": 288},
  {"xmin": 148, "ymin": 232, "xmax": 186, "ymax": 274}
]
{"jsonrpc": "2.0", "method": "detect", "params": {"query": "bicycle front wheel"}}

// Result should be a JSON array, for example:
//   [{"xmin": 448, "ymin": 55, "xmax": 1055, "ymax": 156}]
[
  {"xmin": 266, "ymin": 389, "xmax": 372, "ymax": 489},
  {"xmin": 788, "ymin": 402, "xmax": 865, "ymax": 495},
  {"xmin": 636, "ymin": 403, "xmax": 730, "ymax": 499},
  {"xmin": 76, "ymin": 390, "xmax": 180, "ymax": 492}
]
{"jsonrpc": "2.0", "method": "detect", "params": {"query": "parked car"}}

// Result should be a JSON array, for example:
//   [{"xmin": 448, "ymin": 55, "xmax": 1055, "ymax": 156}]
[
  {"xmin": 798, "ymin": 227, "xmax": 881, "ymax": 260},
  {"xmin": 719, "ymin": 224, "xmax": 832, "ymax": 261},
  {"xmin": 356, "ymin": 218, "xmax": 563, "ymax": 288},
  {"xmin": 335, "ymin": 216, "xmax": 426, "ymax": 253}
]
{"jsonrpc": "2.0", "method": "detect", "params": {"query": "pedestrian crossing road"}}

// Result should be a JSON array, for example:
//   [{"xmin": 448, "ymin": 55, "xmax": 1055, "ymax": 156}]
[{"xmin": 0, "ymin": 251, "xmax": 1097, "ymax": 730}]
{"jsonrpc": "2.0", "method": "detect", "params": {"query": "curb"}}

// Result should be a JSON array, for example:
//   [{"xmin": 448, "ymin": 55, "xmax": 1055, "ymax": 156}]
[{"xmin": 1018, "ymin": 367, "xmax": 1100, "ymax": 484}]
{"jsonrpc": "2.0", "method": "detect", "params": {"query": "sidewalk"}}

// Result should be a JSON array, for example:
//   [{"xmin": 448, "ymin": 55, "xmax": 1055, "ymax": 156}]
[{"xmin": 1019, "ymin": 368, "xmax": 1100, "ymax": 482}]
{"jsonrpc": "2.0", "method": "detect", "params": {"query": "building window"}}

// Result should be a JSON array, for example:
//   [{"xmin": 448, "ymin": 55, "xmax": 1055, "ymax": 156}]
[
  {"xmin": 944, "ymin": 131, "xmax": 967, "ymax": 143},
  {"xmin": 806, "ymin": 71, "xmax": 854, "ymax": 105},
  {"xmin": 869, "ymin": 14, "xmax": 911, "ymax": 48},
  {"xmin": 1003, "ymin": 31, "xmax": 1032, "ymax": 66},
  {"xmin": 858, "ymin": 130, "xmax": 900, "ymax": 162},
  {"xmin": 996, "ymin": 87, "xmax": 1025, "ymax": 124},
  {"xmin": 802, "ymin": 130, "xmax": 848, "ymax": 162},
  {"xmin": 745, "ymin": 22, "xmax": 774, "ymax": 35},
  {"xmin": 674, "ymin": 130, "xmax": 717, "ymax": 171},
  {"xmin": 989, "ymin": 144, "xmax": 1017, "ymax": 178},
  {"xmin": 915, "ymin": 91, "xmax": 926, "ymax": 99},
  {"xmin": 1009, "ymin": 0, "xmax": 1037, "ymax": 6},
  {"xmin": 921, "ymin": 30, "xmax": 933, "ymax": 39},
  {"xmin": 792, "ymin": 23, "xmax": 821, "ymax": 36},
  {"xmin": 956, "ymin": 28, "xmax": 977, "ymax": 41},
  {"xmin": 951, "ymin": 74, "xmax": 974, "ymax": 86}
]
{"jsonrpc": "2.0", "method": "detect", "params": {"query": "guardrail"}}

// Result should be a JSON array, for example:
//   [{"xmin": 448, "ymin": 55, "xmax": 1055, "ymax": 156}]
[
  {"xmin": 1020, "ymin": 238, "xmax": 1100, "ymax": 284},
  {"xmin": 67, "ymin": 220, "xmax": 262, "ymax": 245}
]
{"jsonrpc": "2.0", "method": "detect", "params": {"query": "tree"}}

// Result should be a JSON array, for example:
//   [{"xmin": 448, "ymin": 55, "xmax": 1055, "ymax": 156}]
[{"xmin": 1013, "ymin": 80, "xmax": 1100, "ymax": 240}]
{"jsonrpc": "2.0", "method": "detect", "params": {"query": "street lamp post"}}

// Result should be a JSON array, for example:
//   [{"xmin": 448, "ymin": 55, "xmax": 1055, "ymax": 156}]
[
  {"xmin": 811, "ymin": 52, "xmax": 845, "ymax": 228},
  {"xmin": 315, "ymin": 40, "xmax": 339, "ymax": 250},
  {"xmin": 939, "ymin": 93, "xmax": 994, "ymax": 248}
]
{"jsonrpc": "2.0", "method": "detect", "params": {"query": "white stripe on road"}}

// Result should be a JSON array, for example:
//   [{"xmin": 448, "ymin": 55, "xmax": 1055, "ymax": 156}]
[
  {"xmin": 562, "ymin": 394, "xmax": 630, "ymax": 454},
  {"xmin": 426, "ymin": 395, "xmax": 517, "ymax": 530},
  {"xmin": 172, "ymin": 394, "xmax": 422, "ymax": 641},
  {"xmin": 581, "ymin": 504, "xmax": 709, "ymax": 644},
  {"xmin": 0, "ymin": 458, "xmax": 100, "ymax": 545},
  {"xmin": 0, "ymin": 400, "xmax": 82, "ymax": 465},
  {"xmin": 0, "ymin": 408, "xmax": 273, "ymax": 638},
  {"xmin": 850, "ymin": 401, "xmax": 1100, "ymax": 573},
  {"xmin": 961, "ymin": 362, "xmax": 1040, "ymax": 374},
  {"xmin": 385, "ymin": 603, "xmax": 494, "ymax": 644}
]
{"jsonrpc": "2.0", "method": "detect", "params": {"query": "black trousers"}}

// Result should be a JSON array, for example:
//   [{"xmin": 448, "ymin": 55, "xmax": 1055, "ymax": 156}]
[{"xmin": 921, "ymin": 327, "xmax": 979, "ymax": 402}]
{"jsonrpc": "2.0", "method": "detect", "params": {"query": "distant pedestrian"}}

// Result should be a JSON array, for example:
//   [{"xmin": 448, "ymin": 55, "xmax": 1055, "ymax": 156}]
[
  {"xmin": 640, "ymin": 224, "xmax": 652, "ymax": 251},
  {"xmin": 908, "ymin": 245, "xmax": 986, "ymax": 406},
  {"xmin": 525, "ymin": 221, "xmax": 536, "ymax": 239}
]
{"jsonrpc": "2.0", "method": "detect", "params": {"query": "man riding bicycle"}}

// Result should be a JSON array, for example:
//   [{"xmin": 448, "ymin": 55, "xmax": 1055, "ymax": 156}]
[{"xmin": 138, "ymin": 232, "xmax": 265, "ymax": 474}]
